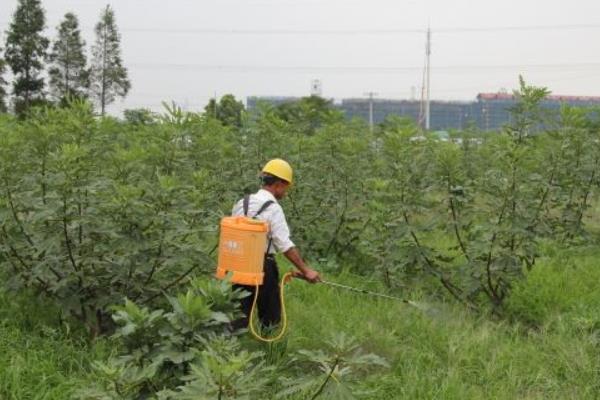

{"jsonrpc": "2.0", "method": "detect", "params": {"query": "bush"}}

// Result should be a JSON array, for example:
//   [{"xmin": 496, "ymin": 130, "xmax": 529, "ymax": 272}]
[{"xmin": 506, "ymin": 246, "xmax": 600, "ymax": 327}]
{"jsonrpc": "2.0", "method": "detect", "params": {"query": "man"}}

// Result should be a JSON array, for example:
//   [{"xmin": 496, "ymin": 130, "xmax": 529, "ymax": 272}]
[{"xmin": 231, "ymin": 158, "xmax": 320, "ymax": 330}]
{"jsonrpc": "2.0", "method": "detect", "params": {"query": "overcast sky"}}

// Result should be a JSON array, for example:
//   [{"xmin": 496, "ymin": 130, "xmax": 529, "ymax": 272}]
[{"xmin": 2, "ymin": 0, "xmax": 600, "ymax": 115}]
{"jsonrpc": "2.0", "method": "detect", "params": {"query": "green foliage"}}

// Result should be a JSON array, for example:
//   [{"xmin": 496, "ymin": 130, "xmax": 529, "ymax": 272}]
[
  {"xmin": 123, "ymin": 108, "xmax": 158, "ymax": 125},
  {"xmin": 90, "ymin": 5, "xmax": 130, "ymax": 115},
  {"xmin": 273, "ymin": 96, "xmax": 344, "ymax": 135},
  {"xmin": 546, "ymin": 106, "xmax": 600, "ymax": 239},
  {"xmin": 278, "ymin": 333, "xmax": 389, "ymax": 399},
  {"xmin": 288, "ymin": 260, "xmax": 600, "ymax": 399},
  {"xmin": 506, "ymin": 244, "xmax": 600, "ymax": 326},
  {"xmin": 0, "ymin": 46, "xmax": 7, "ymax": 113},
  {"xmin": 204, "ymin": 94, "xmax": 245, "ymax": 128},
  {"xmin": 77, "ymin": 277, "xmax": 250, "ymax": 398},
  {"xmin": 77, "ymin": 277, "xmax": 387, "ymax": 399},
  {"xmin": 4, "ymin": 0, "xmax": 50, "ymax": 117},
  {"xmin": 281, "ymin": 78, "xmax": 599, "ymax": 314},
  {"xmin": 5, "ymin": 246, "xmax": 600, "ymax": 399},
  {"xmin": 0, "ymin": 102, "xmax": 219, "ymax": 335},
  {"xmin": 2, "ymin": 77, "xmax": 600, "ymax": 337},
  {"xmin": 437, "ymin": 78, "xmax": 554, "ymax": 308},
  {"xmin": 361, "ymin": 119, "xmax": 438, "ymax": 290},
  {"xmin": 287, "ymin": 117, "xmax": 373, "ymax": 264},
  {"xmin": 0, "ymin": 285, "xmax": 108, "ymax": 399},
  {"xmin": 174, "ymin": 337, "xmax": 275, "ymax": 399},
  {"xmin": 48, "ymin": 12, "xmax": 90, "ymax": 104}
]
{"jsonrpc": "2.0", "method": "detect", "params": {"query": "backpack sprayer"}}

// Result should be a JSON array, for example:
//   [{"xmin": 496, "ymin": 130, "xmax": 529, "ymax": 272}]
[
  {"xmin": 215, "ymin": 199, "xmax": 420, "ymax": 342},
  {"xmin": 215, "ymin": 196, "xmax": 293, "ymax": 342}
]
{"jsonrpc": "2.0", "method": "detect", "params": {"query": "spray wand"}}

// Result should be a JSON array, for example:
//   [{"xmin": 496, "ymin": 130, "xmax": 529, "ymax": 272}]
[{"xmin": 290, "ymin": 272, "xmax": 426, "ymax": 311}]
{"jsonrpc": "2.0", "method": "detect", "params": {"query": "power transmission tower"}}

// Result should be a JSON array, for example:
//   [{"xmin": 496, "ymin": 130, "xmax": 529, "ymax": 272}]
[{"xmin": 364, "ymin": 91, "xmax": 378, "ymax": 132}]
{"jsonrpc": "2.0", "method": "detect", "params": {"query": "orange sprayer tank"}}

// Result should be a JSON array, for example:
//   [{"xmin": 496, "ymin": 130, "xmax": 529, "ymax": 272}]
[{"xmin": 215, "ymin": 216, "xmax": 270, "ymax": 285}]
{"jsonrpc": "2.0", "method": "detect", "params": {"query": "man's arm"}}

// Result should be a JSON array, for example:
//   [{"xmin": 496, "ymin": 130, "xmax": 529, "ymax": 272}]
[
  {"xmin": 283, "ymin": 247, "xmax": 321, "ymax": 283},
  {"xmin": 268, "ymin": 206, "xmax": 320, "ymax": 283}
]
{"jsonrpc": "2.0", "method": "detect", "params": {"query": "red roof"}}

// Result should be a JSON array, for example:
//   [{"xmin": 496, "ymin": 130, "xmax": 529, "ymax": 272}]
[{"xmin": 477, "ymin": 92, "xmax": 600, "ymax": 102}]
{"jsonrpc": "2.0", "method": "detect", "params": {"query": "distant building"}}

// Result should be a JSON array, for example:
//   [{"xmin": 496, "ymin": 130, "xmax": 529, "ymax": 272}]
[
  {"xmin": 474, "ymin": 93, "xmax": 600, "ymax": 130},
  {"xmin": 338, "ymin": 98, "xmax": 476, "ymax": 130},
  {"xmin": 340, "ymin": 98, "xmax": 421, "ymax": 127},
  {"xmin": 246, "ymin": 93, "xmax": 600, "ymax": 131}
]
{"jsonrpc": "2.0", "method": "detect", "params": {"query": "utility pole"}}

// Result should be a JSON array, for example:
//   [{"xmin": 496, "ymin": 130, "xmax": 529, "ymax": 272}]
[
  {"xmin": 364, "ymin": 91, "xmax": 378, "ymax": 132},
  {"xmin": 425, "ymin": 26, "xmax": 431, "ymax": 131}
]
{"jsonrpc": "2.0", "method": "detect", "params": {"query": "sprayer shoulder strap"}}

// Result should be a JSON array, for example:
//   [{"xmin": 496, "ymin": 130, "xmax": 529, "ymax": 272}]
[
  {"xmin": 242, "ymin": 195, "xmax": 274, "ymax": 218},
  {"xmin": 242, "ymin": 195, "xmax": 275, "ymax": 254},
  {"xmin": 243, "ymin": 194, "xmax": 250, "ymax": 216},
  {"xmin": 254, "ymin": 200, "xmax": 274, "ymax": 218}
]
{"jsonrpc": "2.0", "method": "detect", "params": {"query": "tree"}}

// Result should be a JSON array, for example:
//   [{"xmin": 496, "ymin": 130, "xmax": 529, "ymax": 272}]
[
  {"xmin": 204, "ymin": 94, "xmax": 245, "ymax": 127},
  {"xmin": 123, "ymin": 107, "xmax": 157, "ymax": 125},
  {"xmin": 48, "ymin": 13, "xmax": 89, "ymax": 105},
  {"xmin": 4, "ymin": 0, "xmax": 49, "ymax": 116},
  {"xmin": 0, "ymin": 46, "xmax": 7, "ymax": 113},
  {"xmin": 275, "ymin": 95, "xmax": 344, "ymax": 135},
  {"xmin": 90, "ymin": 5, "xmax": 130, "ymax": 115}
]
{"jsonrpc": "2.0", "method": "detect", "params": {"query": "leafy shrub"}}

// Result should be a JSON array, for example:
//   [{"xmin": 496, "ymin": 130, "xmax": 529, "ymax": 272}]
[
  {"xmin": 506, "ymin": 246, "xmax": 600, "ymax": 327},
  {"xmin": 2, "ymin": 79, "xmax": 600, "ymax": 331},
  {"xmin": 77, "ymin": 277, "xmax": 387, "ymax": 399}
]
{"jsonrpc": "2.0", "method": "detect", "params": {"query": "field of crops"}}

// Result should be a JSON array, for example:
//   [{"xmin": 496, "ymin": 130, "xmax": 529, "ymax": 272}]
[{"xmin": 2, "ymin": 80, "xmax": 600, "ymax": 399}]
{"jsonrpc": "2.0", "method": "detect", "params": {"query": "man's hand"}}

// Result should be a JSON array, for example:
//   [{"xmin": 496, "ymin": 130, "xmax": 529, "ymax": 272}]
[
  {"xmin": 303, "ymin": 268, "xmax": 321, "ymax": 283},
  {"xmin": 294, "ymin": 268, "xmax": 320, "ymax": 283},
  {"xmin": 284, "ymin": 247, "xmax": 321, "ymax": 283}
]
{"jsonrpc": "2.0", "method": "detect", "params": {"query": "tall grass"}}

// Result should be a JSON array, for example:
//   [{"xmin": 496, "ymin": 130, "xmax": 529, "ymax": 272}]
[
  {"xmin": 2, "ymin": 244, "xmax": 600, "ymax": 399},
  {"xmin": 0, "ymin": 291, "xmax": 107, "ymax": 399},
  {"xmin": 282, "ymin": 245, "xmax": 600, "ymax": 399}
]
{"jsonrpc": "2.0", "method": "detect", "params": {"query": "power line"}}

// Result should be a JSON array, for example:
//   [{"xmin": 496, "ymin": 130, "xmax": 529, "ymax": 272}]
[
  {"xmin": 436, "ymin": 24, "xmax": 600, "ymax": 33},
  {"xmin": 129, "ymin": 62, "xmax": 600, "ymax": 73},
  {"xmin": 93, "ymin": 23, "xmax": 600, "ymax": 35},
  {"xmin": 119, "ymin": 27, "xmax": 425, "ymax": 35},
  {"xmin": 3, "ymin": 19, "xmax": 600, "ymax": 35}
]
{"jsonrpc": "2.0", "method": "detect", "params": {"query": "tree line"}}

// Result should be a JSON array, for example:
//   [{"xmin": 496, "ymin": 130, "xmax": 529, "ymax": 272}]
[{"xmin": 0, "ymin": 0, "xmax": 130, "ymax": 117}]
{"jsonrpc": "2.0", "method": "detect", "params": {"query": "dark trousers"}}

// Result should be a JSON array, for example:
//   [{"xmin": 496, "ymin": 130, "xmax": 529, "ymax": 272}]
[{"xmin": 232, "ymin": 256, "xmax": 281, "ymax": 330}]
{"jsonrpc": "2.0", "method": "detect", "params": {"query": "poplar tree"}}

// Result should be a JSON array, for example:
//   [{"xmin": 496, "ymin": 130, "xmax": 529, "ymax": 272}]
[
  {"xmin": 4, "ymin": 0, "xmax": 49, "ymax": 116},
  {"xmin": 48, "ymin": 13, "xmax": 89, "ymax": 104},
  {"xmin": 90, "ymin": 5, "xmax": 130, "ymax": 115},
  {"xmin": 0, "ymin": 48, "xmax": 7, "ymax": 113}
]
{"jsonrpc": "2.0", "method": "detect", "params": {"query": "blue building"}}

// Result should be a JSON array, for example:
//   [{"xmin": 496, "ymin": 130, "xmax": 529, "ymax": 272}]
[{"xmin": 246, "ymin": 93, "xmax": 600, "ymax": 131}]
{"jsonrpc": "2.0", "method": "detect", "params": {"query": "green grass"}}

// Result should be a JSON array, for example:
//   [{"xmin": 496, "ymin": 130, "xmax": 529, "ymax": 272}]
[
  {"xmin": 2, "ymin": 245, "xmax": 600, "ymax": 399},
  {"xmin": 282, "ymin": 245, "xmax": 600, "ymax": 399},
  {"xmin": 0, "ymin": 292, "xmax": 108, "ymax": 400}
]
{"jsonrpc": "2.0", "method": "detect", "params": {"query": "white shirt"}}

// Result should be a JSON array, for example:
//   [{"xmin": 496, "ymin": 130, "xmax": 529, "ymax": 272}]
[{"xmin": 231, "ymin": 189, "xmax": 296, "ymax": 254}]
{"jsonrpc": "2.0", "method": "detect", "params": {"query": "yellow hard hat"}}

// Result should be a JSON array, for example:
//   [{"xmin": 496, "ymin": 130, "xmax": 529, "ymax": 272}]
[{"xmin": 262, "ymin": 158, "xmax": 293, "ymax": 184}]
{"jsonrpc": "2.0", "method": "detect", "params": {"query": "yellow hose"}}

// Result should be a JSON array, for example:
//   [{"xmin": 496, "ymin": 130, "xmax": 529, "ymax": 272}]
[{"xmin": 248, "ymin": 272, "xmax": 294, "ymax": 342}]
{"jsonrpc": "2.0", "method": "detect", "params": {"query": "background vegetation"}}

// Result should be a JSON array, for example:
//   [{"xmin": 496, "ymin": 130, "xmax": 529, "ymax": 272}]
[{"xmin": 1, "ymin": 78, "xmax": 600, "ymax": 398}]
